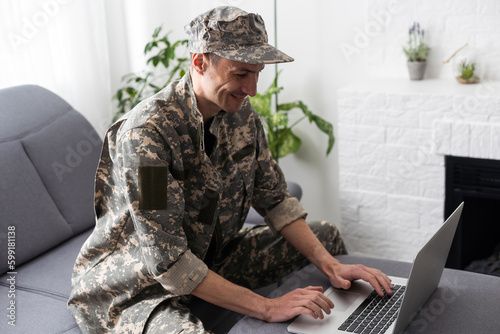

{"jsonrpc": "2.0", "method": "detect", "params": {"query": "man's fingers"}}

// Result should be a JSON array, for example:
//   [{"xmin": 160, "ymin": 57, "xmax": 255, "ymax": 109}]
[
  {"xmin": 341, "ymin": 280, "xmax": 351, "ymax": 290},
  {"xmin": 367, "ymin": 268, "xmax": 393, "ymax": 295},
  {"xmin": 303, "ymin": 286, "xmax": 334, "ymax": 307},
  {"xmin": 299, "ymin": 287, "xmax": 334, "ymax": 318},
  {"xmin": 333, "ymin": 264, "xmax": 394, "ymax": 297},
  {"xmin": 268, "ymin": 287, "xmax": 335, "ymax": 322},
  {"xmin": 295, "ymin": 306, "xmax": 322, "ymax": 320},
  {"xmin": 358, "ymin": 266, "xmax": 393, "ymax": 296}
]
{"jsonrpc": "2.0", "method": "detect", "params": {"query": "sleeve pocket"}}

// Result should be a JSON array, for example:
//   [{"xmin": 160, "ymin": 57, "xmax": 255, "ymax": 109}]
[{"xmin": 138, "ymin": 166, "xmax": 169, "ymax": 210}]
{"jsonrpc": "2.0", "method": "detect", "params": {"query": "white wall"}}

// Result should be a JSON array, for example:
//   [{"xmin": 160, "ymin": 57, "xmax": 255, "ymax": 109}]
[
  {"xmin": 274, "ymin": 1, "xmax": 367, "ymax": 224},
  {"xmin": 104, "ymin": 0, "xmax": 500, "ymax": 228}
]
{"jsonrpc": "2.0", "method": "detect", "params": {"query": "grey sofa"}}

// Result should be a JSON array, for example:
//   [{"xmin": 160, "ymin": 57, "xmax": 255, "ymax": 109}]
[
  {"xmin": 0, "ymin": 84, "xmax": 302, "ymax": 333},
  {"xmin": 0, "ymin": 85, "xmax": 103, "ymax": 333}
]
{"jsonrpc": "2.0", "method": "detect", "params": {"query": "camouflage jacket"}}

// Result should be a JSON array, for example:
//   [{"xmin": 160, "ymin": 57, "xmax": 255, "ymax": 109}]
[{"xmin": 67, "ymin": 73, "xmax": 307, "ymax": 333}]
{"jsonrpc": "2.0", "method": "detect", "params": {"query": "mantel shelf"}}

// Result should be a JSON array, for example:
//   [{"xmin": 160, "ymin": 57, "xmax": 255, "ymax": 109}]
[{"xmin": 339, "ymin": 77, "xmax": 500, "ymax": 99}]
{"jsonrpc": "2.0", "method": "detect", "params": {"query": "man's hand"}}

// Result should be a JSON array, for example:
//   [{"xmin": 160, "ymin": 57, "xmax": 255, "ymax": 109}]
[
  {"xmin": 192, "ymin": 270, "xmax": 334, "ymax": 323},
  {"xmin": 328, "ymin": 262, "xmax": 393, "ymax": 297},
  {"xmin": 280, "ymin": 218, "xmax": 393, "ymax": 297},
  {"xmin": 263, "ymin": 286, "xmax": 334, "ymax": 322}
]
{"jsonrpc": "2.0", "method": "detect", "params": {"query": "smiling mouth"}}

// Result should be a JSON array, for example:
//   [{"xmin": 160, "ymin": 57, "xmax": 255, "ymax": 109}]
[{"xmin": 231, "ymin": 94, "xmax": 247, "ymax": 103}]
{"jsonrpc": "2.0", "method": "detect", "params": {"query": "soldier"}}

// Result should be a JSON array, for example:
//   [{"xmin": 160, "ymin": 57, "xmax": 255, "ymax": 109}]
[{"xmin": 68, "ymin": 6, "xmax": 393, "ymax": 334}]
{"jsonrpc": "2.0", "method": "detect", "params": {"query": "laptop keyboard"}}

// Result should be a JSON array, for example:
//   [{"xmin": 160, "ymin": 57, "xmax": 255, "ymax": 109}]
[{"xmin": 338, "ymin": 284, "xmax": 406, "ymax": 334}]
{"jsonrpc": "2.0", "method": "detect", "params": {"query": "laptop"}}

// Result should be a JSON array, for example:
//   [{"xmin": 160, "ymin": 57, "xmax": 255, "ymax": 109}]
[{"xmin": 288, "ymin": 202, "xmax": 464, "ymax": 334}]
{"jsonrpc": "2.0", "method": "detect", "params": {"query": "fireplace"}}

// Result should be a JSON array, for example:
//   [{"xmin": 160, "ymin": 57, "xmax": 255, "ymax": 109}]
[
  {"xmin": 338, "ymin": 78, "xmax": 500, "ymax": 263},
  {"xmin": 445, "ymin": 155, "xmax": 500, "ymax": 273}
]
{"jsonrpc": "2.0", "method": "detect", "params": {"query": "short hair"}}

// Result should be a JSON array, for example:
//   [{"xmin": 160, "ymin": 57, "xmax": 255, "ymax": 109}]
[
  {"xmin": 190, "ymin": 53, "xmax": 222, "ymax": 70},
  {"xmin": 205, "ymin": 53, "xmax": 221, "ymax": 67}
]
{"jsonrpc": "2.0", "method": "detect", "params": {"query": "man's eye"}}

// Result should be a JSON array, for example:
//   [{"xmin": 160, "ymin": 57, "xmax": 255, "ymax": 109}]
[{"xmin": 236, "ymin": 73, "xmax": 248, "ymax": 78}]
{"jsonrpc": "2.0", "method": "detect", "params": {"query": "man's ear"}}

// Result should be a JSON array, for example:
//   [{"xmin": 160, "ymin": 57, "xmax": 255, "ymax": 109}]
[{"xmin": 192, "ymin": 53, "xmax": 205, "ymax": 75}]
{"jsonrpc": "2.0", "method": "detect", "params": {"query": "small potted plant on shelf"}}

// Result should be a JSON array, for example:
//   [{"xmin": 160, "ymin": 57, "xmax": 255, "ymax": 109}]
[
  {"xmin": 442, "ymin": 43, "xmax": 480, "ymax": 84},
  {"xmin": 456, "ymin": 59, "xmax": 480, "ymax": 84},
  {"xmin": 403, "ymin": 22, "xmax": 430, "ymax": 80}
]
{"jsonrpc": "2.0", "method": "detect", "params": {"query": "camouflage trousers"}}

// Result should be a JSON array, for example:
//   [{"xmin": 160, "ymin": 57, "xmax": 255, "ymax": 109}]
[{"xmin": 143, "ymin": 221, "xmax": 347, "ymax": 334}]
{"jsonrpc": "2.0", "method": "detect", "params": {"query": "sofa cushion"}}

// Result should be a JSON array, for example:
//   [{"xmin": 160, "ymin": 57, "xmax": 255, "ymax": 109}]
[
  {"xmin": 0, "ymin": 85, "xmax": 102, "ymax": 274},
  {"xmin": 0, "ymin": 288, "xmax": 80, "ymax": 333},
  {"xmin": 0, "ymin": 229, "xmax": 92, "ymax": 333},
  {"xmin": 0, "ymin": 85, "xmax": 72, "ymax": 140},
  {"xmin": 2, "ymin": 229, "xmax": 93, "ymax": 298},
  {"xmin": 0, "ymin": 141, "xmax": 73, "ymax": 274},
  {"xmin": 21, "ymin": 110, "xmax": 101, "ymax": 234}
]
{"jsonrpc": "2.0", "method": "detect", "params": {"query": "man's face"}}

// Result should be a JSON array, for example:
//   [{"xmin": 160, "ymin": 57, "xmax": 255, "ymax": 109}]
[{"xmin": 201, "ymin": 56, "xmax": 265, "ymax": 115}]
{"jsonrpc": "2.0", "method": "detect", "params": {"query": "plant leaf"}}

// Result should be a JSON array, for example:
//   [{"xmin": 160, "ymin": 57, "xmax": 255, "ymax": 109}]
[
  {"xmin": 280, "ymin": 100, "xmax": 335, "ymax": 156},
  {"xmin": 277, "ymin": 102, "xmax": 300, "ymax": 112},
  {"xmin": 152, "ymin": 26, "xmax": 162, "ymax": 38},
  {"xmin": 249, "ymin": 93, "xmax": 271, "ymax": 117},
  {"xmin": 271, "ymin": 112, "xmax": 288, "ymax": 127},
  {"xmin": 297, "ymin": 101, "xmax": 314, "ymax": 121},
  {"xmin": 310, "ymin": 114, "xmax": 335, "ymax": 155},
  {"xmin": 276, "ymin": 128, "xmax": 301, "ymax": 158},
  {"xmin": 264, "ymin": 86, "xmax": 283, "ymax": 98}
]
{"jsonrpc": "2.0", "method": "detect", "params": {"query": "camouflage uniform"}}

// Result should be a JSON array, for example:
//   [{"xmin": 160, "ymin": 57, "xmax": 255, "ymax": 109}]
[{"xmin": 68, "ymin": 6, "xmax": 347, "ymax": 334}]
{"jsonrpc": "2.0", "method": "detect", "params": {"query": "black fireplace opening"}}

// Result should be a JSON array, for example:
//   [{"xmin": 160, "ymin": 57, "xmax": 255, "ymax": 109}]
[{"xmin": 445, "ymin": 155, "xmax": 500, "ymax": 276}]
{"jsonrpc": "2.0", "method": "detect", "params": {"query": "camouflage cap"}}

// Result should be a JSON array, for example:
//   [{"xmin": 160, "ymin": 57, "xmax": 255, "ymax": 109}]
[{"xmin": 185, "ymin": 6, "xmax": 294, "ymax": 64}]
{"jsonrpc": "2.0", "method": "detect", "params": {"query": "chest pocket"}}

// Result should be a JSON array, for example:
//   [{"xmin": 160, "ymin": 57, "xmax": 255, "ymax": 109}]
[
  {"xmin": 229, "ymin": 142, "xmax": 256, "ymax": 221},
  {"xmin": 232, "ymin": 142, "xmax": 256, "ymax": 188},
  {"xmin": 232, "ymin": 142, "xmax": 256, "ymax": 164}
]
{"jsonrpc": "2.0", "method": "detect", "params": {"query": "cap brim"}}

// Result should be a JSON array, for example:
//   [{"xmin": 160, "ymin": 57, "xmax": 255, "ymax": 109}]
[{"xmin": 213, "ymin": 44, "xmax": 294, "ymax": 64}]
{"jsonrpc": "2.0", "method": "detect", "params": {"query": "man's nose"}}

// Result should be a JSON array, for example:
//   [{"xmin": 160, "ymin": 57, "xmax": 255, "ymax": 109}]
[{"xmin": 242, "ymin": 74, "xmax": 259, "ymax": 97}]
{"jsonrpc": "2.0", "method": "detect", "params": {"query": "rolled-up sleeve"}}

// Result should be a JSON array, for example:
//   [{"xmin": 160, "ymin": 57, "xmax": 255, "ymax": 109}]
[
  {"xmin": 154, "ymin": 249, "xmax": 208, "ymax": 296},
  {"xmin": 265, "ymin": 197, "xmax": 307, "ymax": 233}
]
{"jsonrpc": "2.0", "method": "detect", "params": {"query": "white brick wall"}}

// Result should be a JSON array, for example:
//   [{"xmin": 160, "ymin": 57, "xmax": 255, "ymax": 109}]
[
  {"xmin": 337, "ymin": 78, "xmax": 500, "ymax": 262},
  {"xmin": 352, "ymin": 0, "xmax": 500, "ymax": 81}
]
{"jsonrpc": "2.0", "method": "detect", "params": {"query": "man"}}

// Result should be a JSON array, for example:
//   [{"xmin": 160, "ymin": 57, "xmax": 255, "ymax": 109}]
[{"xmin": 68, "ymin": 6, "xmax": 392, "ymax": 334}]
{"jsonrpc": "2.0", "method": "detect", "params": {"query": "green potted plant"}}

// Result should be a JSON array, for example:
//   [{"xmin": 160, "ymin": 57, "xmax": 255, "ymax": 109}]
[
  {"xmin": 112, "ymin": 26, "xmax": 189, "ymax": 121},
  {"xmin": 456, "ymin": 59, "xmax": 479, "ymax": 84},
  {"xmin": 249, "ymin": 71, "xmax": 334, "ymax": 162},
  {"xmin": 403, "ymin": 22, "xmax": 430, "ymax": 80}
]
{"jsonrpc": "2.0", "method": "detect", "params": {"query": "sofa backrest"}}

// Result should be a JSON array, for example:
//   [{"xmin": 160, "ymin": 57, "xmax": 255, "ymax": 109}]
[{"xmin": 0, "ymin": 85, "xmax": 102, "ymax": 275}]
